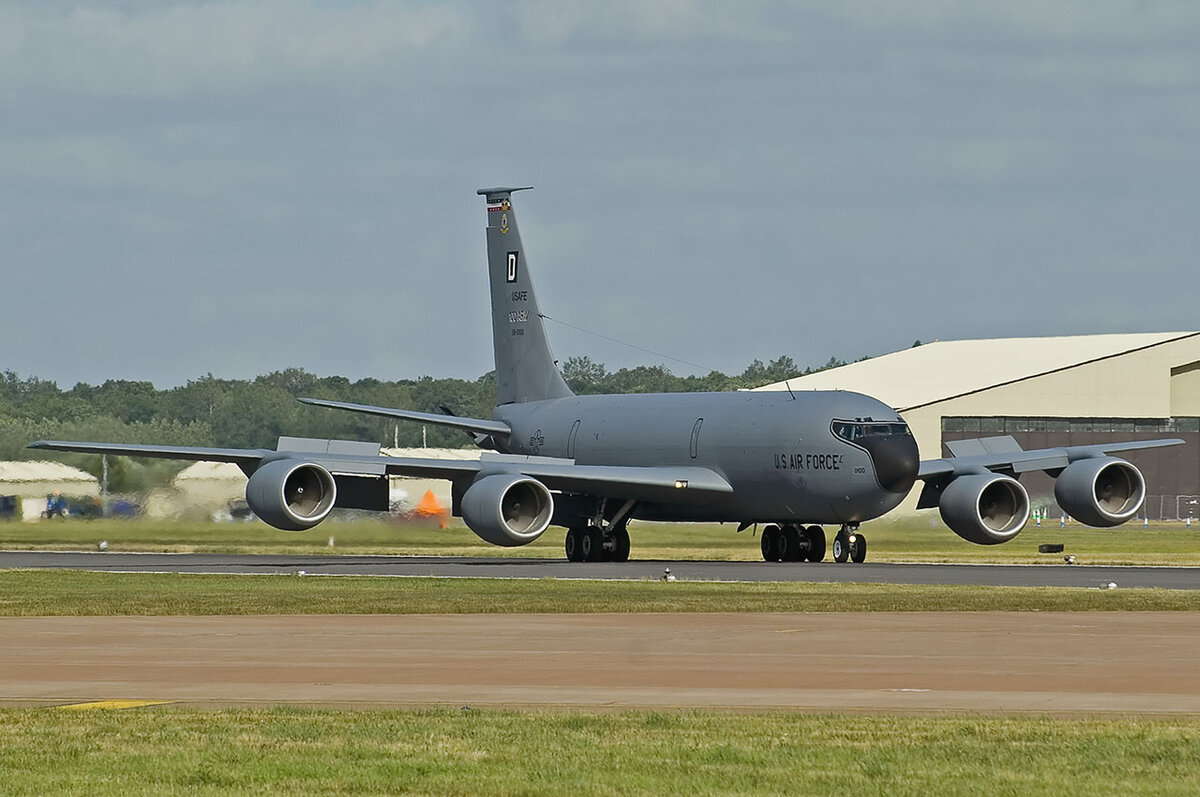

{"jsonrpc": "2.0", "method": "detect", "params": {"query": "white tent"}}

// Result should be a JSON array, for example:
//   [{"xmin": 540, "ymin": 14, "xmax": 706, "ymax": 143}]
[{"xmin": 0, "ymin": 461, "xmax": 100, "ymax": 521}]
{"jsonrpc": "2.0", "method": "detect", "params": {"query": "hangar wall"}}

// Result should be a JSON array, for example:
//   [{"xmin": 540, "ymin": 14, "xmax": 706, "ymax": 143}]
[
  {"xmin": 899, "ymin": 334, "xmax": 1200, "ymax": 518},
  {"xmin": 1173, "ymin": 362, "xmax": 1200, "ymax": 416}
]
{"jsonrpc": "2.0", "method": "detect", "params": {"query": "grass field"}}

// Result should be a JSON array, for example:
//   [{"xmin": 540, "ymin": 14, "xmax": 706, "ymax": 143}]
[
  {"xmin": 0, "ymin": 707, "xmax": 1197, "ymax": 796},
  {"xmin": 3, "ymin": 516, "xmax": 1200, "ymax": 565},
  {"xmin": 1, "ymin": 569, "xmax": 1197, "ymax": 615}
]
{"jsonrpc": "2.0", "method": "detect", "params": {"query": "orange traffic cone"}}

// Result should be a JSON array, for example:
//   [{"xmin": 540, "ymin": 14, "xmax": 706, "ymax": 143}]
[{"xmin": 414, "ymin": 489, "xmax": 449, "ymax": 528}]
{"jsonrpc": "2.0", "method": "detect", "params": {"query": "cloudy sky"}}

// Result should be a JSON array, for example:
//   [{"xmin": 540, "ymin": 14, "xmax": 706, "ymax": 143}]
[{"xmin": 3, "ymin": 1, "xmax": 1198, "ymax": 388}]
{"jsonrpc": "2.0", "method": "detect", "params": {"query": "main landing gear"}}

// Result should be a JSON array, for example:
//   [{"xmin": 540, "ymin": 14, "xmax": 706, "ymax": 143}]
[
  {"xmin": 760, "ymin": 524, "xmax": 867, "ymax": 563},
  {"xmin": 760, "ymin": 524, "xmax": 825, "ymax": 563},
  {"xmin": 565, "ymin": 525, "xmax": 630, "ymax": 562},
  {"xmin": 564, "ymin": 498, "xmax": 634, "ymax": 563}
]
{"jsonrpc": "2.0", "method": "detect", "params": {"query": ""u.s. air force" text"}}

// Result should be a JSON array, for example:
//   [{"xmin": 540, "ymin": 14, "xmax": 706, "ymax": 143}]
[{"xmin": 774, "ymin": 452, "xmax": 844, "ymax": 470}]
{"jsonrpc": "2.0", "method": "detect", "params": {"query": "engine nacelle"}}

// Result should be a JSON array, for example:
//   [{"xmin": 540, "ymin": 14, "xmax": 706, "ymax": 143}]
[
  {"xmin": 1054, "ymin": 457, "xmax": 1145, "ymax": 527},
  {"xmin": 939, "ymin": 473, "xmax": 1030, "ymax": 545},
  {"xmin": 460, "ymin": 473, "xmax": 554, "ymax": 547},
  {"xmin": 245, "ymin": 459, "xmax": 337, "ymax": 531}
]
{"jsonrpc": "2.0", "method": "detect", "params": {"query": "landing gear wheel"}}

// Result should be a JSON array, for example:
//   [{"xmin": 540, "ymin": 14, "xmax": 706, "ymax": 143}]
[
  {"xmin": 761, "ymin": 525, "xmax": 782, "ymax": 562},
  {"xmin": 581, "ymin": 527, "xmax": 605, "ymax": 562},
  {"xmin": 782, "ymin": 526, "xmax": 804, "ymax": 562},
  {"xmin": 832, "ymin": 531, "xmax": 849, "ymax": 563},
  {"xmin": 849, "ymin": 533, "xmax": 867, "ymax": 564},
  {"xmin": 565, "ymin": 527, "xmax": 585, "ymax": 562},
  {"xmin": 610, "ymin": 527, "xmax": 631, "ymax": 562},
  {"xmin": 804, "ymin": 525, "xmax": 826, "ymax": 562}
]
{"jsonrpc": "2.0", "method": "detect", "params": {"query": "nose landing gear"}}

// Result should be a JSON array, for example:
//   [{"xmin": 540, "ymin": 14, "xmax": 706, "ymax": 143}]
[{"xmin": 832, "ymin": 525, "xmax": 866, "ymax": 563}]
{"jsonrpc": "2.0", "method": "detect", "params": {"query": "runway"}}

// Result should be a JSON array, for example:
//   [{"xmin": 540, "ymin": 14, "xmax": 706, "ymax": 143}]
[
  {"xmin": 1, "ymin": 551, "xmax": 1198, "ymax": 589},
  {"xmin": 3, "ymin": 612, "xmax": 1199, "ymax": 713}
]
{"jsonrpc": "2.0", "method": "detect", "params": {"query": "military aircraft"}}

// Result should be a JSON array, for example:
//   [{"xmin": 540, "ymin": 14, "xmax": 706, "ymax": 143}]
[{"xmin": 31, "ymin": 187, "xmax": 1182, "ymax": 563}]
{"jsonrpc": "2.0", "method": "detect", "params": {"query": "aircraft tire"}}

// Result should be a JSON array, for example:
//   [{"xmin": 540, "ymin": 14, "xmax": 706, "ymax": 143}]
[
  {"xmin": 565, "ymin": 527, "xmax": 584, "ymax": 562},
  {"xmin": 760, "ymin": 525, "xmax": 782, "ymax": 562},
  {"xmin": 782, "ymin": 526, "xmax": 804, "ymax": 562},
  {"xmin": 581, "ymin": 527, "xmax": 605, "ymax": 562},
  {"xmin": 850, "ymin": 533, "xmax": 867, "ymax": 564},
  {"xmin": 832, "ymin": 531, "xmax": 850, "ymax": 563},
  {"xmin": 610, "ymin": 528, "xmax": 631, "ymax": 562},
  {"xmin": 804, "ymin": 526, "xmax": 826, "ymax": 562}
]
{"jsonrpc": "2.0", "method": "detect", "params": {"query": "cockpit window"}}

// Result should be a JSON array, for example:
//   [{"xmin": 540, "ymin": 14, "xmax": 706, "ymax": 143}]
[{"xmin": 833, "ymin": 420, "xmax": 911, "ymax": 442}]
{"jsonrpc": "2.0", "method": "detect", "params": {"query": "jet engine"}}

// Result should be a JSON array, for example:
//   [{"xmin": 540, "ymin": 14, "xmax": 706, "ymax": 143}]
[
  {"xmin": 939, "ymin": 473, "xmax": 1030, "ymax": 545},
  {"xmin": 245, "ymin": 459, "xmax": 337, "ymax": 531},
  {"xmin": 1054, "ymin": 457, "xmax": 1145, "ymax": 527},
  {"xmin": 461, "ymin": 473, "xmax": 554, "ymax": 547}
]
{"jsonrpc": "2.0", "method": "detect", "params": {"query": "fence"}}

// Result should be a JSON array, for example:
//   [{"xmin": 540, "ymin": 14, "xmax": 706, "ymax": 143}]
[{"xmin": 1141, "ymin": 495, "xmax": 1200, "ymax": 521}]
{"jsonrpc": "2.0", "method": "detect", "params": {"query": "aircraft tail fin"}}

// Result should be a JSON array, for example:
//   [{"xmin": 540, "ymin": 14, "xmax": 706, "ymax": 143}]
[{"xmin": 477, "ymin": 187, "xmax": 574, "ymax": 405}]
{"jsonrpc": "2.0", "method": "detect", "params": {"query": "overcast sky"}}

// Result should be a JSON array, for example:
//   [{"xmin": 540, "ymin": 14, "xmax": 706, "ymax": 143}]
[{"xmin": 3, "ymin": 1, "xmax": 1198, "ymax": 388}]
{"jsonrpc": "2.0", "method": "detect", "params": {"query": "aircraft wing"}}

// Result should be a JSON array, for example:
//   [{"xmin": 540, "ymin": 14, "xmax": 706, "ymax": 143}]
[
  {"xmin": 297, "ymin": 398, "xmax": 511, "ymax": 437},
  {"xmin": 28, "ymin": 440, "xmax": 270, "ymax": 466},
  {"xmin": 475, "ymin": 454, "xmax": 734, "ymax": 501},
  {"xmin": 382, "ymin": 452, "xmax": 731, "ymax": 501},
  {"xmin": 28, "ymin": 440, "xmax": 732, "ymax": 502},
  {"xmin": 917, "ymin": 435, "xmax": 1185, "ymax": 480}
]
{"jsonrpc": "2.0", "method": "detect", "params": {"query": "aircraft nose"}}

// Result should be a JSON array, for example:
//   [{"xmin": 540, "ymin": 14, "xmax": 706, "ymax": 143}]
[{"xmin": 861, "ymin": 433, "xmax": 920, "ymax": 494}]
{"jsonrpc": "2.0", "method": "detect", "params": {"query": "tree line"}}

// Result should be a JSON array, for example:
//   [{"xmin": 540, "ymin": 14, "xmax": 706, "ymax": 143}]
[{"xmin": 0, "ymin": 353, "xmax": 851, "ymax": 490}]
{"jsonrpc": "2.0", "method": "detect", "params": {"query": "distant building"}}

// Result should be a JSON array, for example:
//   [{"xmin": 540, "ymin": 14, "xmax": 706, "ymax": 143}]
[
  {"xmin": 757, "ymin": 332, "xmax": 1200, "ymax": 519},
  {"xmin": 0, "ymin": 461, "xmax": 100, "ymax": 521}
]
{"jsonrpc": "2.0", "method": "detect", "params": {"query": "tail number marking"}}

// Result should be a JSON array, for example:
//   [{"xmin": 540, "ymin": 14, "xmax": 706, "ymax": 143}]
[{"xmin": 506, "ymin": 252, "xmax": 519, "ymax": 282}]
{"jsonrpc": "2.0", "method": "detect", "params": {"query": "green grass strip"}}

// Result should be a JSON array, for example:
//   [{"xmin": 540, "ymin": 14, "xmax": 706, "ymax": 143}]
[
  {"xmin": 1, "ymin": 570, "xmax": 1198, "ymax": 615},
  {"xmin": 6, "ymin": 517, "xmax": 1200, "ymax": 564},
  {"xmin": 0, "ymin": 707, "xmax": 1197, "ymax": 796}
]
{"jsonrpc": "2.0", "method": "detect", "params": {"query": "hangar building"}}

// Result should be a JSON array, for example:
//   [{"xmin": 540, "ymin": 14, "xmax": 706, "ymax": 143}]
[{"xmin": 758, "ymin": 332, "xmax": 1200, "ymax": 519}]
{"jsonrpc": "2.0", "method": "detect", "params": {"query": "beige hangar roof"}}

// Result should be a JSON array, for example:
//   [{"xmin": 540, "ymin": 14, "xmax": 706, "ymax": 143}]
[
  {"xmin": 0, "ymin": 461, "xmax": 99, "ymax": 484},
  {"xmin": 756, "ymin": 332, "xmax": 1199, "ymax": 411}
]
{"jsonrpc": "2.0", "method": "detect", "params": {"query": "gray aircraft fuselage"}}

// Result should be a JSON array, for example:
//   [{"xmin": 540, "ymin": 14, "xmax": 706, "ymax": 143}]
[{"xmin": 492, "ymin": 390, "xmax": 916, "ymax": 525}]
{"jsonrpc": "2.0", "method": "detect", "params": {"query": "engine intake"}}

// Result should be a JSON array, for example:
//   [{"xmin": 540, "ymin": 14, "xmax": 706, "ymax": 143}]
[
  {"xmin": 461, "ymin": 473, "xmax": 554, "ymax": 547},
  {"xmin": 245, "ymin": 459, "xmax": 337, "ymax": 531},
  {"xmin": 939, "ymin": 473, "xmax": 1030, "ymax": 545},
  {"xmin": 1054, "ymin": 457, "xmax": 1145, "ymax": 527}
]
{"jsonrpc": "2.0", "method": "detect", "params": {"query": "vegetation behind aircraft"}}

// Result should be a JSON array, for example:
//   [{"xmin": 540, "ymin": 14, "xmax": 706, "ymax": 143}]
[{"xmin": 0, "ymin": 354, "xmax": 850, "ymax": 490}]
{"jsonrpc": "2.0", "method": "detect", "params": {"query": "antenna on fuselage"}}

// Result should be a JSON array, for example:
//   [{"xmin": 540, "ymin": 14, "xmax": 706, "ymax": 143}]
[{"xmin": 785, "ymin": 380, "xmax": 796, "ymax": 400}]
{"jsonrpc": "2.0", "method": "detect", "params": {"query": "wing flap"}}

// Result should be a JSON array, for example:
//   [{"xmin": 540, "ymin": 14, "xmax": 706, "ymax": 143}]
[{"xmin": 487, "ymin": 456, "xmax": 733, "ymax": 500}]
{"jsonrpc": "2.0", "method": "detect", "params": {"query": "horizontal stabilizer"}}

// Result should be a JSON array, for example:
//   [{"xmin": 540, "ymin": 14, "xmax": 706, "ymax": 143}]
[{"xmin": 297, "ymin": 398, "xmax": 511, "ymax": 437}]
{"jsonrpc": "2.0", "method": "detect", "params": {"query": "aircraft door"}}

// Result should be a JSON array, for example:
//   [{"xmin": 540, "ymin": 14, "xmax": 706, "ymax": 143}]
[
  {"xmin": 690, "ymin": 418, "xmax": 703, "ymax": 459},
  {"xmin": 567, "ymin": 419, "xmax": 581, "ymax": 459}
]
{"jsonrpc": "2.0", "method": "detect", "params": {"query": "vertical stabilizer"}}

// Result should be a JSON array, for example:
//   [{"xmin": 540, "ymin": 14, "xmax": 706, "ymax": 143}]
[{"xmin": 478, "ymin": 187, "xmax": 574, "ymax": 405}]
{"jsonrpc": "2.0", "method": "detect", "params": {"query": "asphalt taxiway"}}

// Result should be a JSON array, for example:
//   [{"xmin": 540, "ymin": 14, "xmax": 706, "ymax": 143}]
[{"xmin": 1, "ymin": 551, "xmax": 1197, "ymax": 589}]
